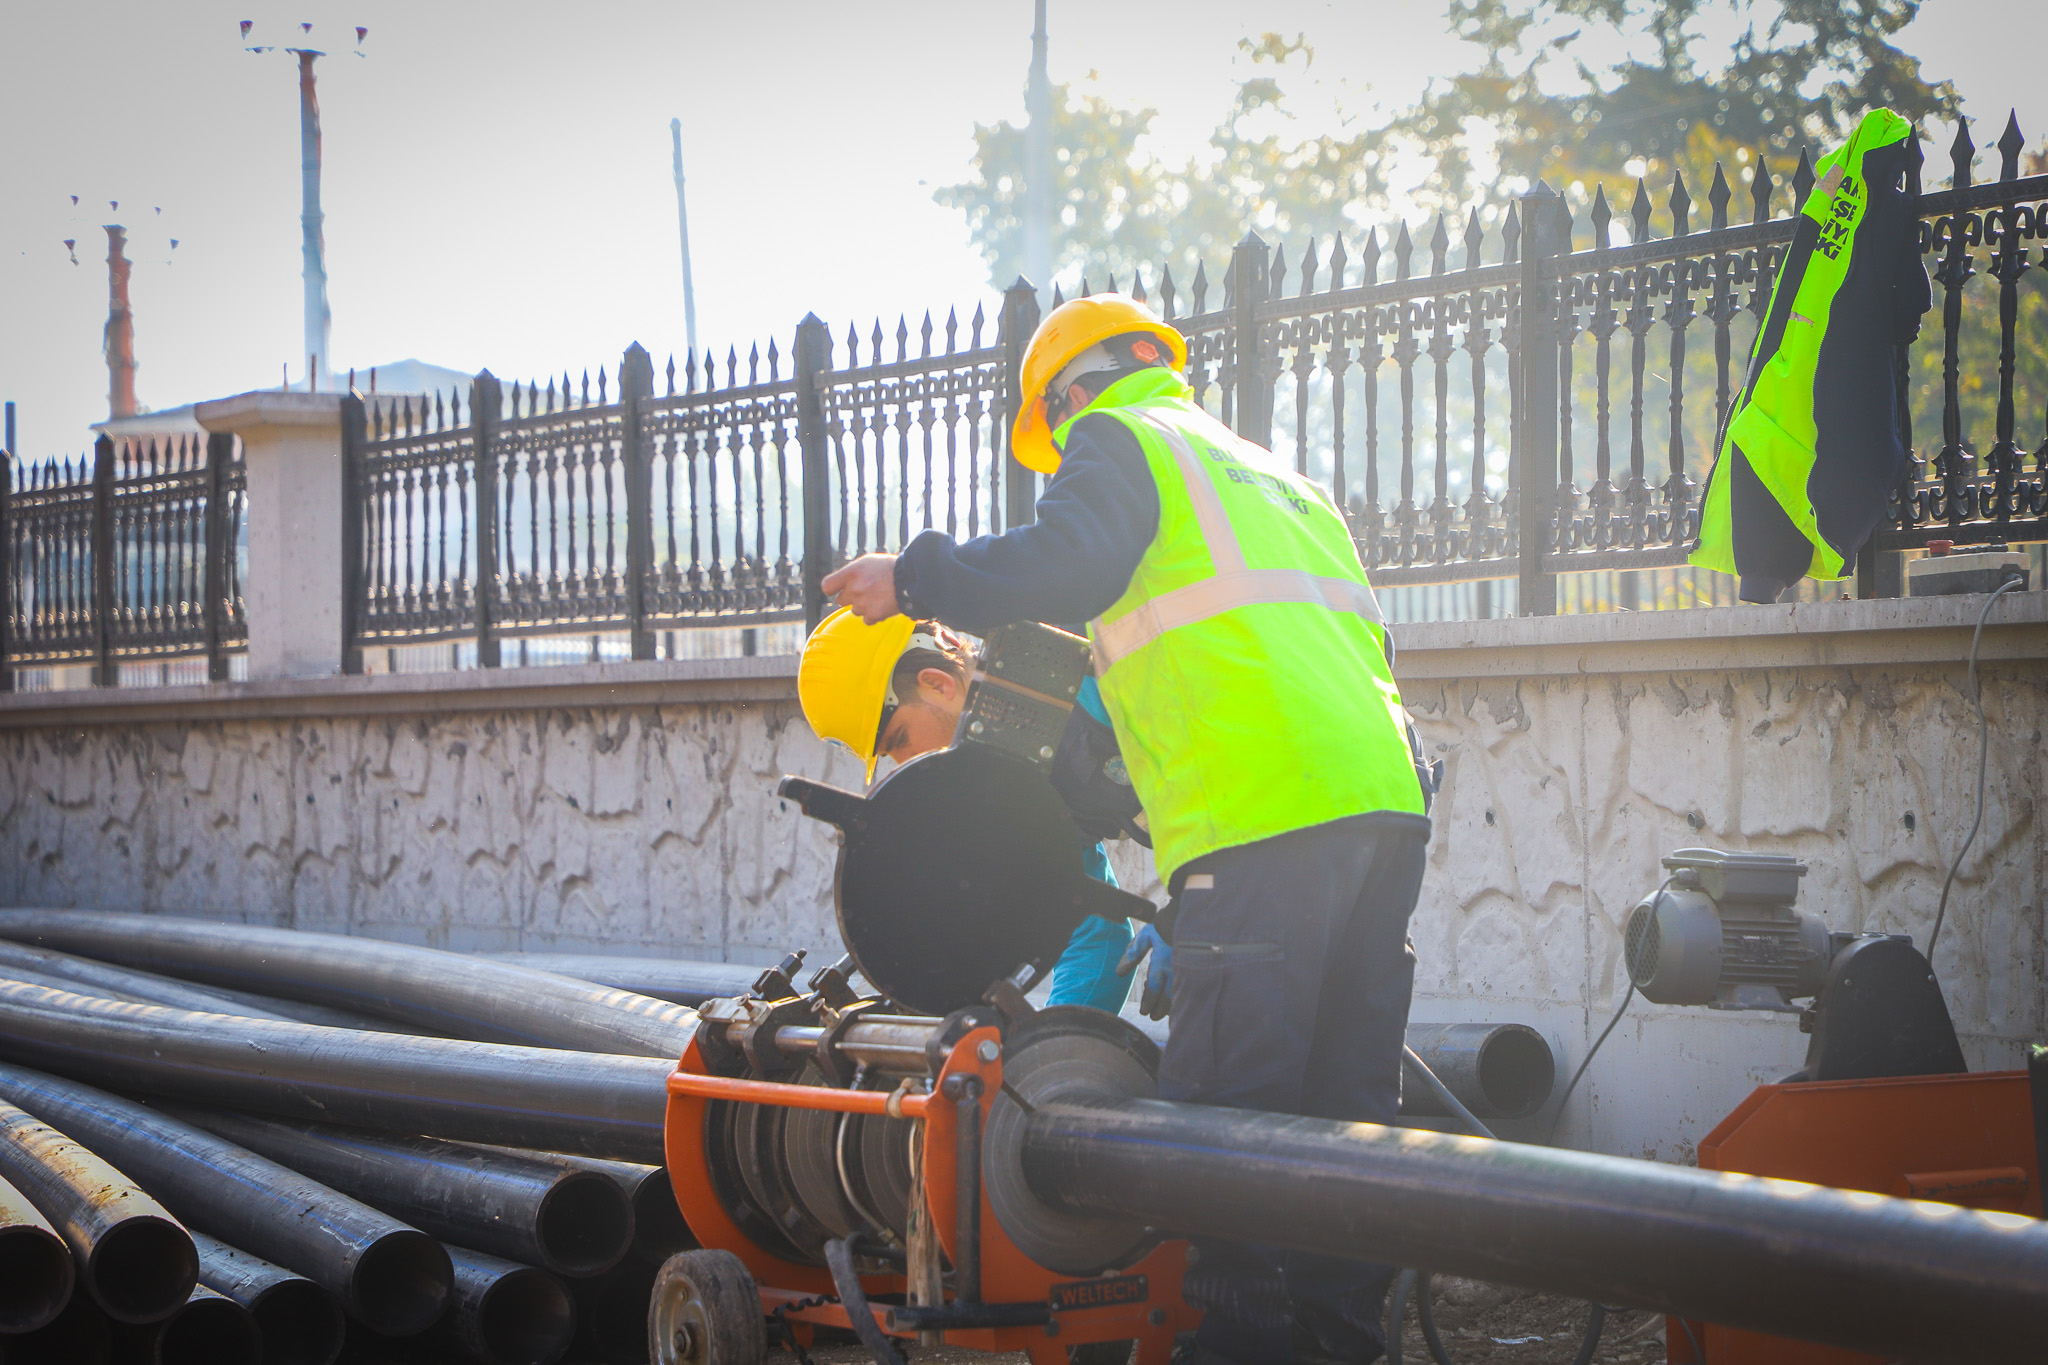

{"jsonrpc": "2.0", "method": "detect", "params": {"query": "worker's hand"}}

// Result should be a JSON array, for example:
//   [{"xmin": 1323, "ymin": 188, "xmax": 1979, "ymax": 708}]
[
  {"xmin": 1116, "ymin": 923, "xmax": 1174, "ymax": 1021},
  {"xmin": 820, "ymin": 554, "xmax": 902, "ymax": 624}
]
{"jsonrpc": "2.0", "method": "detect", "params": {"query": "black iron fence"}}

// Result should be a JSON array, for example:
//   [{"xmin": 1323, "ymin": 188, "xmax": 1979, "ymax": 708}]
[
  {"xmin": 340, "ymin": 302, "xmax": 1033, "ymax": 666},
  {"xmin": 4, "ymin": 113, "xmax": 2044, "ymax": 684},
  {"xmin": 0, "ymin": 420, "xmax": 245, "ymax": 688}
]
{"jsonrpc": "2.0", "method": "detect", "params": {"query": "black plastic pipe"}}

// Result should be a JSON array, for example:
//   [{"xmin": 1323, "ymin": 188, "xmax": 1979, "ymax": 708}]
[
  {"xmin": 0, "ymin": 986, "xmax": 672, "ymax": 1161},
  {"xmin": 482, "ymin": 951, "xmax": 764, "ymax": 1007},
  {"xmin": 462, "ymin": 1145, "xmax": 695, "ymax": 1266},
  {"xmin": 110, "ymin": 1284, "xmax": 261, "ymax": 1365},
  {"xmin": 0, "ymin": 937, "xmax": 432, "ymax": 1036},
  {"xmin": 1022, "ymin": 1097, "xmax": 2048, "ymax": 1365},
  {"xmin": 0, "ymin": 1169, "xmax": 75, "ymax": 1334},
  {"xmin": 0, "ymin": 910, "xmax": 698, "ymax": 1056},
  {"xmin": 1402, "ymin": 1023, "xmax": 1557, "ymax": 1122},
  {"xmin": 3, "ymin": 1290, "xmax": 112, "ymax": 1365},
  {"xmin": 569, "ymin": 1258, "xmax": 658, "ymax": 1365},
  {"xmin": 0, "ymin": 940, "xmax": 308, "ymax": 1022},
  {"xmin": 179, "ymin": 982, "xmax": 432, "ymax": 1034},
  {"xmin": 0, "ymin": 1064, "xmax": 451, "ymax": 1337},
  {"xmin": 438, "ymin": 1244, "xmax": 577, "ymax": 1365},
  {"xmin": 191, "ymin": 1230, "xmax": 347, "ymax": 1365},
  {"xmin": 0, "ymin": 1096, "xmax": 195, "ymax": 1325},
  {"xmin": 175, "ymin": 1109, "xmax": 634, "ymax": 1278}
]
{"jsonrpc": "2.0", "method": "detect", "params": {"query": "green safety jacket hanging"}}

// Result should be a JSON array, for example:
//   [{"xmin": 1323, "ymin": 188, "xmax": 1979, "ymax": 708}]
[
  {"xmin": 1691, "ymin": 107, "xmax": 1932, "ymax": 602},
  {"xmin": 1057, "ymin": 368, "xmax": 1425, "ymax": 883}
]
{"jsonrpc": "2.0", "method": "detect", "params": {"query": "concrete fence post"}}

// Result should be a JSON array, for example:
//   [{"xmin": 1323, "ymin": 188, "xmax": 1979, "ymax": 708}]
[{"xmin": 196, "ymin": 391, "xmax": 347, "ymax": 679}]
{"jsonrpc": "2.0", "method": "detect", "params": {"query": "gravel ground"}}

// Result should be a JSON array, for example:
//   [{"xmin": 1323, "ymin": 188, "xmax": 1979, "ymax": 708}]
[
  {"xmin": 339, "ymin": 1277, "xmax": 1674, "ymax": 1364},
  {"xmin": 1389, "ymin": 1279, "xmax": 1672, "ymax": 1365},
  {"xmin": 792, "ymin": 1278, "xmax": 1676, "ymax": 1365}
]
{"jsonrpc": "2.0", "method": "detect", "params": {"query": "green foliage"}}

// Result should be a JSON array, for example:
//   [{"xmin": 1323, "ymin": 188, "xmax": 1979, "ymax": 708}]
[
  {"xmin": 935, "ymin": 37, "xmax": 1390, "ymax": 293},
  {"xmin": 938, "ymin": 1, "xmax": 1966, "ymax": 288},
  {"xmin": 1396, "ymin": 0, "xmax": 1959, "ymax": 203}
]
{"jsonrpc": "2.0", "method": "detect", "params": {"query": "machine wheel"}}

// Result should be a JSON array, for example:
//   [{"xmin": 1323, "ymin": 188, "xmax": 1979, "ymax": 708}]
[{"xmin": 647, "ymin": 1249, "xmax": 767, "ymax": 1365}]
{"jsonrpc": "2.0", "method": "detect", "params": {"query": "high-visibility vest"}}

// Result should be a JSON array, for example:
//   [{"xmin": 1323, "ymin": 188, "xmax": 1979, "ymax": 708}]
[
  {"xmin": 1063, "ymin": 368, "xmax": 1424, "ymax": 882},
  {"xmin": 1691, "ymin": 107, "xmax": 1927, "ymax": 599}
]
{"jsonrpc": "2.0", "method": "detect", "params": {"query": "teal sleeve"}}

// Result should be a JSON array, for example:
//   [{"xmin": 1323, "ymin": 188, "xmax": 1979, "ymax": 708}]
[
  {"xmin": 1076, "ymin": 674, "xmax": 1111, "ymax": 726},
  {"xmin": 1046, "ymin": 831, "xmax": 1134, "ymax": 1012}
]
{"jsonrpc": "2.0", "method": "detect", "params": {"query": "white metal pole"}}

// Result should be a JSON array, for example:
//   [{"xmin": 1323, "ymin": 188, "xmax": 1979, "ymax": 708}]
[
  {"xmin": 671, "ymin": 118, "xmax": 699, "ymax": 363},
  {"xmin": 296, "ymin": 49, "xmax": 331, "ymax": 392},
  {"xmin": 1023, "ymin": 0, "xmax": 1052, "ymax": 302}
]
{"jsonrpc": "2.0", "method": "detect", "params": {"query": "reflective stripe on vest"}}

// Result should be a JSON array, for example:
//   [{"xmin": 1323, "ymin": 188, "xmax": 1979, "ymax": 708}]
[{"xmin": 1088, "ymin": 410, "xmax": 1384, "ymax": 672}]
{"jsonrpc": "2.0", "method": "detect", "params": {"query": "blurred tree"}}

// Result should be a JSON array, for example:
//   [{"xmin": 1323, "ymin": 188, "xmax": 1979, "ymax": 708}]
[
  {"xmin": 936, "ymin": 36, "xmax": 1390, "ymax": 294},
  {"xmin": 1396, "ymin": 0, "xmax": 1960, "ymax": 214},
  {"xmin": 939, "ymin": 3, "xmax": 1964, "ymax": 287}
]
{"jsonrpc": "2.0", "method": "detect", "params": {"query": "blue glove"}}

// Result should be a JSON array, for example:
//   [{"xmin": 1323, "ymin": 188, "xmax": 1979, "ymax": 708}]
[{"xmin": 1116, "ymin": 922, "xmax": 1174, "ymax": 1020}]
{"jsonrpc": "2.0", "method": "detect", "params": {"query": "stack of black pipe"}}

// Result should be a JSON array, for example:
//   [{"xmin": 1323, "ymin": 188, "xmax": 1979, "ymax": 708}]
[{"xmin": 0, "ymin": 911, "xmax": 708, "ymax": 1365}]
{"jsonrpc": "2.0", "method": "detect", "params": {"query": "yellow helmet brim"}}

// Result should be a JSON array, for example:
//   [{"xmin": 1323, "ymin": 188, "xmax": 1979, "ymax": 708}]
[{"xmin": 1010, "ymin": 397, "xmax": 1061, "ymax": 475}]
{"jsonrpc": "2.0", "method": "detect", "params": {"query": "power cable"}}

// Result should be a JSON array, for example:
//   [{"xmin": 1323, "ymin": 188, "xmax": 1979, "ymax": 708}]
[
  {"xmin": 1387, "ymin": 1052, "xmax": 1615, "ymax": 1365},
  {"xmin": 1545, "ymin": 981, "xmax": 1636, "ymax": 1148},
  {"xmin": 823, "ymin": 1236, "xmax": 908, "ymax": 1365},
  {"xmin": 1927, "ymin": 576, "xmax": 2025, "ymax": 957},
  {"xmin": 1541, "ymin": 874, "xmax": 1669, "ymax": 1148}
]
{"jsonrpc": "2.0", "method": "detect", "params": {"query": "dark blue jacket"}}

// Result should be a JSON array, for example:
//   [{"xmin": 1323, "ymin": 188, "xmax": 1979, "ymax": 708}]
[{"xmin": 895, "ymin": 412, "xmax": 1158, "ymax": 632}]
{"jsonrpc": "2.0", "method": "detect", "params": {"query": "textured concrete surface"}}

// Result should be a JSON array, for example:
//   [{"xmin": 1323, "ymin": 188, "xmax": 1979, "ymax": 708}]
[
  {"xmin": 0, "ymin": 698, "xmax": 860, "ymax": 965},
  {"xmin": 1399, "ymin": 659, "xmax": 2045, "ymax": 1160},
  {"xmin": 3, "ymin": 599, "xmax": 2042, "ymax": 1162}
]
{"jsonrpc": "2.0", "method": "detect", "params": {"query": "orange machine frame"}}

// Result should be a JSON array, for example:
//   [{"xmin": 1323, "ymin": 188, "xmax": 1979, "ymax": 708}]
[
  {"xmin": 665, "ymin": 1026, "xmax": 1200, "ymax": 1362},
  {"xmin": 1667, "ymin": 1070, "xmax": 2041, "ymax": 1365}
]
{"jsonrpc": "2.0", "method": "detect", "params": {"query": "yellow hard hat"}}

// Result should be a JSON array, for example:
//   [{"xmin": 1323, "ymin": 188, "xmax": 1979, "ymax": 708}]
[
  {"xmin": 799, "ymin": 609, "xmax": 914, "ymax": 780},
  {"xmin": 799, "ymin": 608, "xmax": 966, "ymax": 781},
  {"xmin": 1011, "ymin": 295, "xmax": 1187, "ymax": 476}
]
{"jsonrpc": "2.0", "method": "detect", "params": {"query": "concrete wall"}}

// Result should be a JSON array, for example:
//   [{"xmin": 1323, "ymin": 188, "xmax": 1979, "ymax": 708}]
[
  {"xmin": 3, "ymin": 594, "xmax": 2043, "ymax": 1163},
  {"xmin": 0, "ymin": 660, "xmax": 860, "ymax": 965}
]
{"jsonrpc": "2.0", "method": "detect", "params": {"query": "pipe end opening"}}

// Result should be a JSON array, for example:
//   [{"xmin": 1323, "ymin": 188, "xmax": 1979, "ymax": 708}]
[
  {"xmin": 1477, "ymin": 1026, "xmax": 1557, "ymax": 1120},
  {"xmin": 0, "ymin": 1223, "xmax": 75, "ymax": 1333},
  {"xmin": 87, "ymin": 1215, "xmax": 198, "ymax": 1324},
  {"xmin": 351, "ymin": 1230, "xmax": 451, "ymax": 1337},
  {"xmin": 156, "ymin": 1294, "xmax": 262, "ymax": 1365},
  {"xmin": 477, "ymin": 1266, "xmax": 575, "ymax": 1365},
  {"xmin": 576, "ymin": 1259, "xmax": 657, "ymax": 1361},
  {"xmin": 629, "ymin": 1168, "xmax": 697, "ymax": 1263},
  {"xmin": 536, "ymin": 1171, "xmax": 634, "ymax": 1276},
  {"xmin": 250, "ymin": 1278, "xmax": 348, "ymax": 1365}
]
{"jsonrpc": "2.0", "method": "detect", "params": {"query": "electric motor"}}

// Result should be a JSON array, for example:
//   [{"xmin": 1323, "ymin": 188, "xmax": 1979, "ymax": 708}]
[{"xmin": 1623, "ymin": 848, "xmax": 1828, "ymax": 1009}]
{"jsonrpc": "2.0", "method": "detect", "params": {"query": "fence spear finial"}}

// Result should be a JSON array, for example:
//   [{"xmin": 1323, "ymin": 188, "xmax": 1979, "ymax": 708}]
[
  {"xmin": 1708, "ymin": 164, "xmax": 1731, "ymax": 231},
  {"xmin": 1996, "ymin": 110, "xmax": 2024, "ymax": 181}
]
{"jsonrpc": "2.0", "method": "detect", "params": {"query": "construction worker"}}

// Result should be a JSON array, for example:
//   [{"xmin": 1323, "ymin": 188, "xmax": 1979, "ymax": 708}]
[
  {"xmin": 822, "ymin": 293, "xmax": 1434, "ymax": 1365},
  {"xmin": 796, "ymin": 608, "xmax": 1147, "ymax": 1014}
]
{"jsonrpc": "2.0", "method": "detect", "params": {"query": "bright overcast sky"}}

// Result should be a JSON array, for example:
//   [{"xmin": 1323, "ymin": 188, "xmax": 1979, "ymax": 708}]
[{"xmin": 0, "ymin": 0, "xmax": 2035, "ymax": 458}]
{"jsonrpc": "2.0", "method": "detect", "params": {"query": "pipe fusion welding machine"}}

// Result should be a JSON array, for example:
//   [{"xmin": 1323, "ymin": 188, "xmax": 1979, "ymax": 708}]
[
  {"xmin": 657, "ymin": 622, "xmax": 1192, "ymax": 1364},
  {"xmin": 644, "ymin": 622, "xmax": 2048, "ymax": 1365}
]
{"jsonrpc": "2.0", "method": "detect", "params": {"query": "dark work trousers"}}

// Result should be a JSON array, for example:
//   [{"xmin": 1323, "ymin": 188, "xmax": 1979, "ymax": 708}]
[{"xmin": 1160, "ymin": 810, "xmax": 1432, "ymax": 1365}]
